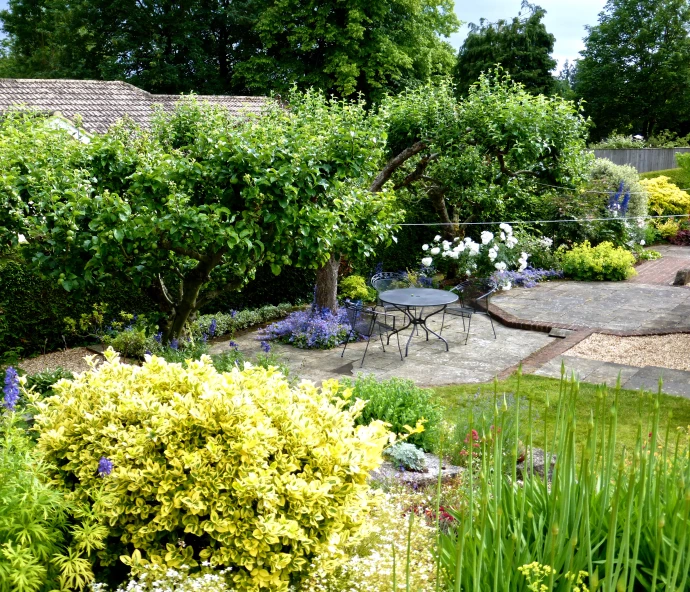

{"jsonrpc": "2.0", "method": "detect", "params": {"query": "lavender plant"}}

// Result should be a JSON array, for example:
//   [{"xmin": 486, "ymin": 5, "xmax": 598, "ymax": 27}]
[
  {"xmin": 259, "ymin": 307, "xmax": 351, "ymax": 349},
  {"xmin": 491, "ymin": 267, "xmax": 563, "ymax": 289}
]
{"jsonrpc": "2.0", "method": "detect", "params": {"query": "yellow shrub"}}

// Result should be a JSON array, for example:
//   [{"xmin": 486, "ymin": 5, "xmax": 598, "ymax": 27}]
[
  {"xmin": 561, "ymin": 241, "xmax": 636, "ymax": 281},
  {"xmin": 33, "ymin": 350, "xmax": 391, "ymax": 592},
  {"xmin": 640, "ymin": 176, "xmax": 690, "ymax": 216},
  {"xmin": 655, "ymin": 218, "xmax": 681, "ymax": 239}
]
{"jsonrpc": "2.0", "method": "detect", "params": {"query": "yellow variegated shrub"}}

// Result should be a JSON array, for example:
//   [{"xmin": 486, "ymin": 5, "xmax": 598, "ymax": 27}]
[{"xmin": 33, "ymin": 350, "xmax": 391, "ymax": 591}]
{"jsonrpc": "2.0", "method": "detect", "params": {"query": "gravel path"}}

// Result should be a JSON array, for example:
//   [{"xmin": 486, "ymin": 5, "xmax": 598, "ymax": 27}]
[
  {"xmin": 567, "ymin": 333, "xmax": 690, "ymax": 371},
  {"xmin": 18, "ymin": 347, "xmax": 102, "ymax": 375}
]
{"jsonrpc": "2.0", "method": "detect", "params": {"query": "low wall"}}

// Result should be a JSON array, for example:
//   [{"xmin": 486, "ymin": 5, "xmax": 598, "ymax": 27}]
[{"xmin": 593, "ymin": 148, "xmax": 690, "ymax": 173}]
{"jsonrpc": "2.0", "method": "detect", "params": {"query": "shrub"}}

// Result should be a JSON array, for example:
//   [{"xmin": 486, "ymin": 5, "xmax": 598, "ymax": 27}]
[
  {"xmin": 33, "ymin": 351, "xmax": 390, "ymax": 591},
  {"xmin": 439, "ymin": 377, "xmax": 690, "ymax": 592},
  {"xmin": 384, "ymin": 442, "xmax": 427, "ymax": 472},
  {"xmin": 23, "ymin": 367, "xmax": 74, "ymax": 400},
  {"xmin": 0, "ymin": 412, "xmax": 99, "ymax": 592},
  {"xmin": 640, "ymin": 167, "xmax": 690, "ymax": 189},
  {"xmin": 561, "ymin": 241, "xmax": 637, "ymax": 281},
  {"xmin": 339, "ymin": 375, "xmax": 442, "ymax": 452},
  {"xmin": 113, "ymin": 565, "xmax": 234, "ymax": 592},
  {"xmin": 103, "ymin": 327, "xmax": 148, "ymax": 359},
  {"xmin": 191, "ymin": 304, "xmax": 292, "ymax": 340},
  {"xmin": 640, "ymin": 175, "xmax": 690, "ymax": 216},
  {"xmin": 491, "ymin": 267, "xmax": 563, "ymax": 290},
  {"xmin": 655, "ymin": 218, "xmax": 682, "ymax": 239},
  {"xmin": 259, "ymin": 307, "xmax": 350, "ymax": 349},
  {"xmin": 670, "ymin": 228, "xmax": 690, "ymax": 245},
  {"xmin": 338, "ymin": 276, "xmax": 373, "ymax": 302}
]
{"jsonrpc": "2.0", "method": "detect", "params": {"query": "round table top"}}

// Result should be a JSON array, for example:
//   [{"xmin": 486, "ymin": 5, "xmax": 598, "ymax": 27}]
[{"xmin": 379, "ymin": 287, "xmax": 459, "ymax": 307}]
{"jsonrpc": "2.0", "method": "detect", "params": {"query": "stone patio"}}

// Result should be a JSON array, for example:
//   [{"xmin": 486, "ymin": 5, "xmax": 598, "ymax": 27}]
[{"xmin": 208, "ymin": 313, "xmax": 554, "ymax": 386}]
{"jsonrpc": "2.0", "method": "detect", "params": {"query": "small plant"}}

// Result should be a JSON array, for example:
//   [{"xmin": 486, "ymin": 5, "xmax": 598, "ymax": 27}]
[
  {"xmin": 561, "ymin": 240, "xmax": 637, "ymax": 281},
  {"xmin": 338, "ymin": 375, "xmax": 442, "ymax": 452},
  {"xmin": 259, "ymin": 307, "xmax": 350, "ymax": 349},
  {"xmin": 670, "ymin": 228, "xmax": 690, "ymax": 245},
  {"xmin": 104, "ymin": 326, "xmax": 148, "ymax": 358},
  {"xmin": 384, "ymin": 441, "xmax": 427, "ymax": 472},
  {"xmin": 338, "ymin": 275, "xmax": 375, "ymax": 302},
  {"xmin": 112, "ymin": 564, "xmax": 235, "ymax": 592},
  {"xmin": 23, "ymin": 367, "xmax": 74, "ymax": 401},
  {"xmin": 491, "ymin": 267, "xmax": 562, "ymax": 289}
]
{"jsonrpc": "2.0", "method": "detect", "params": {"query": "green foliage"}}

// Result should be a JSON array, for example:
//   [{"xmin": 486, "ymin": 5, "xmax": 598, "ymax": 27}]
[
  {"xmin": 0, "ymin": 0, "xmax": 458, "ymax": 99},
  {"xmin": 587, "ymin": 158, "xmax": 648, "ymax": 218},
  {"xmin": 383, "ymin": 441, "xmax": 427, "ymax": 472},
  {"xmin": 192, "ymin": 304, "xmax": 292, "ymax": 340},
  {"xmin": 591, "ymin": 130, "xmax": 690, "ymax": 149},
  {"xmin": 338, "ymin": 275, "xmax": 374, "ymax": 302},
  {"xmin": 23, "ymin": 368, "xmax": 74, "ymax": 399},
  {"xmin": 640, "ymin": 167, "xmax": 690, "ymax": 189},
  {"xmin": 0, "ymin": 256, "xmax": 156, "ymax": 359},
  {"xmin": 0, "ymin": 92, "xmax": 399, "ymax": 341},
  {"xmin": 454, "ymin": 3, "xmax": 556, "ymax": 96},
  {"xmin": 339, "ymin": 375, "xmax": 442, "ymax": 452},
  {"xmin": 576, "ymin": 0, "xmax": 690, "ymax": 139},
  {"xmin": 383, "ymin": 72, "xmax": 591, "ymax": 236},
  {"xmin": 439, "ymin": 376, "xmax": 690, "ymax": 592},
  {"xmin": 641, "ymin": 175, "xmax": 690, "ymax": 215},
  {"xmin": 114, "ymin": 565, "xmax": 235, "ymax": 592},
  {"xmin": 561, "ymin": 240, "xmax": 637, "ymax": 281},
  {"xmin": 33, "ymin": 350, "xmax": 391, "ymax": 591},
  {"xmin": 0, "ymin": 412, "xmax": 99, "ymax": 592}
]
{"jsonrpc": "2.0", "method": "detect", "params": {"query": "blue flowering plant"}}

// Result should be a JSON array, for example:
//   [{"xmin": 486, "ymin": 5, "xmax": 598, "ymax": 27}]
[
  {"xmin": 259, "ymin": 307, "xmax": 351, "ymax": 349},
  {"xmin": 3, "ymin": 367, "xmax": 20, "ymax": 411},
  {"xmin": 491, "ymin": 267, "xmax": 563, "ymax": 290}
]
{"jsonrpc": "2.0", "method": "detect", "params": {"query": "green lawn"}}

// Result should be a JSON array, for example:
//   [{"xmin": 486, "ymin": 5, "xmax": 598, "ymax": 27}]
[
  {"xmin": 434, "ymin": 373, "xmax": 690, "ymax": 454},
  {"xmin": 639, "ymin": 166, "xmax": 690, "ymax": 188}
]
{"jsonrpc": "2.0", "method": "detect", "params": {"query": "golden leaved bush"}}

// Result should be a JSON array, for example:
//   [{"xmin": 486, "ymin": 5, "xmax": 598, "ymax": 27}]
[{"xmin": 33, "ymin": 349, "xmax": 391, "ymax": 592}]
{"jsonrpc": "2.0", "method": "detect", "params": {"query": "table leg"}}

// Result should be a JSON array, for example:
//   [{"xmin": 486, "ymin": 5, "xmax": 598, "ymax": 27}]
[{"xmin": 419, "ymin": 306, "xmax": 450, "ymax": 351}]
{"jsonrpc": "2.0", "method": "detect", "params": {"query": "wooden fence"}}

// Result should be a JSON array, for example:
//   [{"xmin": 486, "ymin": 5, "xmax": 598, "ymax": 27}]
[{"xmin": 592, "ymin": 148, "xmax": 690, "ymax": 173}]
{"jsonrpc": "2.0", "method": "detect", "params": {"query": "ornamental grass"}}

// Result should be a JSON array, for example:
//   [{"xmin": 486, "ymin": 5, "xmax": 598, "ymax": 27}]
[{"xmin": 439, "ymin": 368, "xmax": 690, "ymax": 592}]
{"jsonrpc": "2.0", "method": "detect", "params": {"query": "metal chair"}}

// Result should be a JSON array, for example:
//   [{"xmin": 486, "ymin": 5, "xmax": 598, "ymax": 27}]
[
  {"xmin": 341, "ymin": 302, "xmax": 402, "ymax": 367},
  {"xmin": 370, "ymin": 271, "xmax": 416, "ymax": 331},
  {"xmin": 440, "ymin": 279, "xmax": 497, "ymax": 344}
]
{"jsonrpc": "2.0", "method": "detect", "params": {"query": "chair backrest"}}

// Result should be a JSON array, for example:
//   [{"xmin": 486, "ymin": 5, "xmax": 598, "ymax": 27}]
[
  {"xmin": 344, "ymin": 302, "xmax": 377, "ymax": 337},
  {"xmin": 452, "ymin": 278, "xmax": 496, "ymax": 313},
  {"xmin": 370, "ymin": 272, "xmax": 412, "ymax": 293}
]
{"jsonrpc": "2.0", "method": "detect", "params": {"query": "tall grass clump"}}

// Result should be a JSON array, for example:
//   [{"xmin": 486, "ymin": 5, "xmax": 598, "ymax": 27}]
[{"xmin": 439, "ymin": 368, "xmax": 690, "ymax": 591}]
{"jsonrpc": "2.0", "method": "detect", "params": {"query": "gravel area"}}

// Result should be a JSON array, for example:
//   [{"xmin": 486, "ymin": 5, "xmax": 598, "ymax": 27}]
[
  {"xmin": 18, "ymin": 347, "xmax": 102, "ymax": 375},
  {"xmin": 567, "ymin": 333, "xmax": 690, "ymax": 371}
]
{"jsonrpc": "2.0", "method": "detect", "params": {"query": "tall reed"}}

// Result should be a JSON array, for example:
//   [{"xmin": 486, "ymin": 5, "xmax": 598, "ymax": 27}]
[{"xmin": 438, "ymin": 369, "xmax": 690, "ymax": 591}]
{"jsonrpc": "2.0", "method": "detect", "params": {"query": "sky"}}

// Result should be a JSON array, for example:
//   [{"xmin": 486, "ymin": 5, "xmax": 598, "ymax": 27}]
[{"xmin": 450, "ymin": 0, "xmax": 609, "ymax": 71}]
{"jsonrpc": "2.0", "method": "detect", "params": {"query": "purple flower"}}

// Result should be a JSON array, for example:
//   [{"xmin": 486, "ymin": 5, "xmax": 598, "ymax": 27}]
[
  {"xmin": 3, "ymin": 367, "xmax": 19, "ymax": 411},
  {"xmin": 230, "ymin": 310, "xmax": 238, "ymax": 319},
  {"xmin": 154, "ymin": 332, "xmax": 162, "ymax": 343},
  {"xmin": 490, "ymin": 267, "xmax": 562, "ymax": 289},
  {"xmin": 260, "ymin": 340, "xmax": 271, "ymax": 353},
  {"xmin": 228, "ymin": 340, "xmax": 238, "ymax": 350},
  {"xmin": 145, "ymin": 349, "xmax": 152, "ymax": 356},
  {"xmin": 98, "ymin": 457, "xmax": 113, "ymax": 476},
  {"xmin": 258, "ymin": 307, "xmax": 351, "ymax": 349},
  {"xmin": 170, "ymin": 338, "xmax": 179, "ymax": 351},
  {"xmin": 208, "ymin": 318, "xmax": 217, "ymax": 338}
]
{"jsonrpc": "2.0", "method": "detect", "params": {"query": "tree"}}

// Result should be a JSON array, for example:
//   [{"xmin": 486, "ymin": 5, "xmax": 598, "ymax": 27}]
[
  {"xmin": 378, "ymin": 72, "xmax": 591, "ymax": 241},
  {"xmin": 454, "ymin": 2, "xmax": 556, "ymax": 96},
  {"xmin": 0, "ymin": 0, "xmax": 459, "ymax": 98},
  {"xmin": 0, "ymin": 93, "xmax": 399, "ymax": 339},
  {"xmin": 576, "ymin": 0, "xmax": 690, "ymax": 139}
]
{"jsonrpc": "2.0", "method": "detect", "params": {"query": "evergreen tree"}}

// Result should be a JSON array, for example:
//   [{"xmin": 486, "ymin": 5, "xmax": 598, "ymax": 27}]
[
  {"xmin": 454, "ymin": 1, "xmax": 556, "ymax": 96},
  {"xmin": 576, "ymin": 0, "xmax": 690, "ymax": 139}
]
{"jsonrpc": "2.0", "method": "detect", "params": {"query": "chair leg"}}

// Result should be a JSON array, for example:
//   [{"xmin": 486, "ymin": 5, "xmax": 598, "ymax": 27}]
[
  {"xmin": 395, "ymin": 331, "xmax": 403, "ymax": 360},
  {"xmin": 341, "ymin": 330, "xmax": 352, "ymax": 357},
  {"xmin": 465, "ymin": 315, "xmax": 472, "ymax": 345},
  {"xmin": 379, "ymin": 331, "xmax": 386, "ymax": 352},
  {"xmin": 360, "ymin": 336, "xmax": 372, "ymax": 367},
  {"xmin": 488, "ymin": 314, "xmax": 497, "ymax": 339}
]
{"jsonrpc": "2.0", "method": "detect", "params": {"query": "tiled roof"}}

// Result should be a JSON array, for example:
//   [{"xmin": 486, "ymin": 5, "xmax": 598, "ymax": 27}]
[{"xmin": 0, "ymin": 79, "xmax": 268, "ymax": 134}]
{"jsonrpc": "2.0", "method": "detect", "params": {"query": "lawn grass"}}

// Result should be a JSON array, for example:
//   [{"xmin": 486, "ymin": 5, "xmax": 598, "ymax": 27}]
[
  {"xmin": 434, "ymin": 371, "xmax": 690, "ymax": 454},
  {"xmin": 639, "ymin": 166, "xmax": 690, "ymax": 189}
]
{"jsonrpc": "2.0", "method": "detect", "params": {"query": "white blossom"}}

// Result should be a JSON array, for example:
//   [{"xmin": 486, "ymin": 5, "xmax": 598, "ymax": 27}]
[
  {"xmin": 442, "ymin": 240, "xmax": 450, "ymax": 250},
  {"xmin": 450, "ymin": 250, "xmax": 460, "ymax": 259},
  {"xmin": 488, "ymin": 247, "xmax": 498, "ymax": 262},
  {"xmin": 495, "ymin": 261, "xmax": 507, "ymax": 271},
  {"xmin": 434, "ymin": 234, "xmax": 441, "ymax": 241},
  {"xmin": 503, "ymin": 282, "xmax": 512, "ymax": 291},
  {"xmin": 505, "ymin": 235, "xmax": 518, "ymax": 249},
  {"xmin": 422, "ymin": 244, "xmax": 429, "ymax": 251},
  {"xmin": 499, "ymin": 223, "xmax": 513, "ymax": 235},
  {"xmin": 421, "ymin": 257, "xmax": 433, "ymax": 267},
  {"xmin": 430, "ymin": 247, "xmax": 440, "ymax": 255},
  {"xmin": 640, "ymin": 239, "xmax": 646, "ymax": 246},
  {"xmin": 468, "ymin": 242, "xmax": 480, "ymax": 255},
  {"xmin": 17, "ymin": 234, "xmax": 27, "ymax": 243},
  {"xmin": 466, "ymin": 269, "xmax": 472, "ymax": 276},
  {"xmin": 500, "ymin": 232, "xmax": 506, "ymax": 241},
  {"xmin": 540, "ymin": 237, "xmax": 553, "ymax": 248},
  {"xmin": 480, "ymin": 231, "xmax": 494, "ymax": 245},
  {"xmin": 454, "ymin": 243, "xmax": 465, "ymax": 253}
]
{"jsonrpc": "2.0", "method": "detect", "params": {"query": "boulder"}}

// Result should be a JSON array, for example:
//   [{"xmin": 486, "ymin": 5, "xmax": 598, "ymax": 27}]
[
  {"xmin": 370, "ymin": 453, "xmax": 464, "ymax": 487},
  {"xmin": 673, "ymin": 269, "xmax": 690, "ymax": 286}
]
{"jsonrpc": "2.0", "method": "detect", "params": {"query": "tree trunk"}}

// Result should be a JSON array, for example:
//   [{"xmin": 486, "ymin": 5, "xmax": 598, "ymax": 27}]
[{"xmin": 314, "ymin": 253, "xmax": 340, "ymax": 312}]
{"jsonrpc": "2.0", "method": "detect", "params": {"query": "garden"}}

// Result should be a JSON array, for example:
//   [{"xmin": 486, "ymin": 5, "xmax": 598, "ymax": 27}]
[{"xmin": 2, "ymin": 72, "xmax": 690, "ymax": 592}]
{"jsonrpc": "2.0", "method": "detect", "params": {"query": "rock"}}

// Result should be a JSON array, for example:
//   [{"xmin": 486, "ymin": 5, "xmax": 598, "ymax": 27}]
[
  {"xmin": 516, "ymin": 447, "xmax": 556, "ymax": 480},
  {"xmin": 370, "ymin": 452, "xmax": 464, "ymax": 487},
  {"xmin": 673, "ymin": 269, "xmax": 690, "ymax": 286},
  {"xmin": 549, "ymin": 328, "xmax": 575, "ymax": 338}
]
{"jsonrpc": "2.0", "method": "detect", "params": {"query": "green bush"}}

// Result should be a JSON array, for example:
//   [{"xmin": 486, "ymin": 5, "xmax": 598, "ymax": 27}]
[
  {"xmin": 561, "ymin": 241, "xmax": 637, "ymax": 281},
  {"xmin": 23, "ymin": 368, "xmax": 74, "ymax": 400},
  {"xmin": 384, "ymin": 441, "xmax": 427, "ymax": 472},
  {"xmin": 338, "ymin": 275, "xmax": 375, "ymax": 302},
  {"xmin": 339, "ymin": 375, "xmax": 442, "ymax": 452},
  {"xmin": 33, "ymin": 351, "xmax": 390, "ymax": 591},
  {"xmin": 0, "ymin": 412, "xmax": 99, "ymax": 592},
  {"xmin": 640, "ymin": 166, "xmax": 690, "ymax": 189},
  {"xmin": 439, "ymin": 377, "xmax": 690, "ymax": 592},
  {"xmin": 191, "ymin": 304, "xmax": 292, "ymax": 340}
]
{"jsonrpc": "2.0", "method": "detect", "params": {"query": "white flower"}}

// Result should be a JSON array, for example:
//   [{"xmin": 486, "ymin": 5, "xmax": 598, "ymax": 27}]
[
  {"xmin": 640, "ymin": 239, "xmax": 646, "ymax": 246},
  {"xmin": 450, "ymin": 250, "xmax": 460, "ymax": 259},
  {"xmin": 454, "ymin": 237, "xmax": 461, "ymax": 242},
  {"xmin": 464, "ymin": 237, "xmax": 472, "ymax": 244},
  {"xmin": 540, "ymin": 237, "xmax": 553, "ymax": 248},
  {"xmin": 637, "ymin": 218, "xmax": 645, "ymax": 228},
  {"xmin": 421, "ymin": 257, "xmax": 433, "ymax": 267},
  {"xmin": 434, "ymin": 234, "xmax": 441, "ymax": 241},
  {"xmin": 454, "ymin": 243, "xmax": 465, "ymax": 253},
  {"xmin": 430, "ymin": 247, "xmax": 440, "ymax": 255},
  {"xmin": 505, "ymin": 235, "xmax": 518, "ymax": 248},
  {"xmin": 422, "ymin": 244, "xmax": 429, "ymax": 251},
  {"xmin": 500, "ymin": 232, "xmax": 506, "ymax": 241},
  {"xmin": 495, "ymin": 261, "xmax": 507, "ymax": 271},
  {"xmin": 442, "ymin": 240, "xmax": 450, "ymax": 250},
  {"xmin": 442, "ymin": 250, "xmax": 450, "ymax": 257},
  {"xmin": 466, "ymin": 269, "xmax": 472, "ymax": 276},
  {"xmin": 503, "ymin": 282, "xmax": 512, "ymax": 291},
  {"xmin": 480, "ymin": 231, "xmax": 494, "ymax": 245},
  {"xmin": 488, "ymin": 247, "xmax": 498, "ymax": 262},
  {"xmin": 17, "ymin": 233, "xmax": 27, "ymax": 243},
  {"xmin": 499, "ymin": 222, "xmax": 513, "ymax": 234},
  {"xmin": 468, "ymin": 242, "xmax": 480, "ymax": 255},
  {"xmin": 521, "ymin": 251, "xmax": 529, "ymax": 261}
]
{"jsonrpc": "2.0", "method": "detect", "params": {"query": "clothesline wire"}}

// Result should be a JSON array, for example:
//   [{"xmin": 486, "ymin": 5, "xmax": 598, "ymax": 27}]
[
  {"xmin": 529, "ymin": 180, "xmax": 690, "ymax": 195},
  {"xmin": 398, "ymin": 213, "xmax": 688, "ymax": 226}
]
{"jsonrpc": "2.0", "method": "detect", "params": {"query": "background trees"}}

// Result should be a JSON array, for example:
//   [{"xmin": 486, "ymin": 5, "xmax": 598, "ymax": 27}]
[
  {"xmin": 576, "ymin": 0, "xmax": 690, "ymax": 140},
  {"xmin": 454, "ymin": 2, "xmax": 556, "ymax": 97},
  {"xmin": 0, "ymin": 94, "xmax": 398, "ymax": 340},
  {"xmin": 0, "ymin": 0, "xmax": 459, "ymax": 98}
]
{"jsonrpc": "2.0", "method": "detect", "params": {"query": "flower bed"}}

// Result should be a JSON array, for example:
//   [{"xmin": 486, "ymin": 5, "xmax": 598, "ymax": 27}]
[{"xmin": 259, "ymin": 307, "xmax": 351, "ymax": 349}]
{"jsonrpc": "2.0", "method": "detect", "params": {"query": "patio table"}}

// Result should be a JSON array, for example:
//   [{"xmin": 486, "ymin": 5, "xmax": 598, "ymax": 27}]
[{"xmin": 379, "ymin": 288, "xmax": 459, "ymax": 357}]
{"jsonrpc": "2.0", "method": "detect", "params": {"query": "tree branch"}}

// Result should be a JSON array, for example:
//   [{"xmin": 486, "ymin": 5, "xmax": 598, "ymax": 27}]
[
  {"xmin": 393, "ymin": 153, "xmax": 440, "ymax": 190},
  {"xmin": 196, "ymin": 278, "xmax": 244, "ymax": 309},
  {"xmin": 160, "ymin": 240, "xmax": 204, "ymax": 261},
  {"xmin": 369, "ymin": 140, "xmax": 429, "ymax": 192},
  {"xmin": 495, "ymin": 152, "xmax": 538, "ymax": 178}
]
